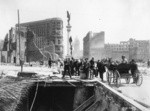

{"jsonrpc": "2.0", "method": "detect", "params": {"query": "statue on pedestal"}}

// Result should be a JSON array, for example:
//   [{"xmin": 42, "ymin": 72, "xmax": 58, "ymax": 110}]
[{"xmin": 67, "ymin": 11, "xmax": 71, "ymax": 25}]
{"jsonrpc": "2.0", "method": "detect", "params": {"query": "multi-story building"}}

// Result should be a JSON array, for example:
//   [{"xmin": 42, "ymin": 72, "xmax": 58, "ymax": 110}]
[
  {"xmin": 83, "ymin": 31, "xmax": 150, "ymax": 61},
  {"xmin": 104, "ymin": 43, "xmax": 129, "ymax": 61},
  {"xmin": 1, "ymin": 26, "xmax": 27, "ymax": 64},
  {"xmin": 105, "ymin": 38, "xmax": 150, "ymax": 61},
  {"xmin": 0, "ymin": 40, "xmax": 4, "ymax": 62},
  {"xmin": 83, "ymin": 32, "xmax": 91, "ymax": 59},
  {"xmin": 2, "ymin": 17, "xmax": 64, "ymax": 64},
  {"xmin": 20, "ymin": 18, "xmax": 63, "ymax": 58},
  {"xmin": 126, "ymin": 38, "xmax": 150, "ymax": 61},
  {"xmin": 83, "ymin": 31, "xmax": 105, "ymax": 60}
]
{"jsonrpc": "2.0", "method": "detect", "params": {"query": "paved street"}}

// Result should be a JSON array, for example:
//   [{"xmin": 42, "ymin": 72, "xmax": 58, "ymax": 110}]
[
  {"xmin": 116, "ymin": 76, "xmax": 150, "ymax": 108},
  {"xmin": 0, "ymin": 64, "xmax": 57, "ymax": 77},
  {"xmin": 104, "ymin": 67, "xmax": 150, "ymax": 109}
]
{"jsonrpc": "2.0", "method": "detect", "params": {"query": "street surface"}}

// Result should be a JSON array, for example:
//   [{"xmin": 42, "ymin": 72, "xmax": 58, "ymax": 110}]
[
  {"xmin": 103, "ymin": 66, "xmax": 150, "ymax": 109},
  {"xmin": 0, "ymin": 64, "xmax": 150, "ymax": 109}
]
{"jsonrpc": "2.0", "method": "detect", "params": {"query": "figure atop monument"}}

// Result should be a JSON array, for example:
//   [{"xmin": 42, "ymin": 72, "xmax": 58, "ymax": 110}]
[{"xmin": 67, "ymin": 11, "xmax": 71, "ymax": 25}]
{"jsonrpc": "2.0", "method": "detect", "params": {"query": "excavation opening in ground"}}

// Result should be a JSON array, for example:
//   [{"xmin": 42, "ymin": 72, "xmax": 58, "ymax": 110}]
[{"xmin": 17, "ymin": 81, "xmax": 95, "ymax": 111}]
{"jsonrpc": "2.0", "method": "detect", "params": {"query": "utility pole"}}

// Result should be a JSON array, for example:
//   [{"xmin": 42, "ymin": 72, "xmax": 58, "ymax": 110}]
[
  {"xmin": 18, "ymin": 9, "xmax": 21, "ymax": 65},
  {"xmin": 0, "ymin": 50, "xmax": 2, "ymax": 64},
  {"xmin": 17, "ymin": 10, "xmax": 23, "ymax": 72},
  {"xmin": 15, "ymin": 27, "xmax": 17, "ymax": 66}
]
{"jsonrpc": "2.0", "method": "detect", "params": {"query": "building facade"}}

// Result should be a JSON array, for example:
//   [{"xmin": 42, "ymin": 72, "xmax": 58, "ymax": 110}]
[
  {"xmin": 83, "ymin": 32, "xmax": 91, "ymax": 59},
  {"xmin": 83, "ymin": 31, "xmax": 105, "ymax": 60},
  {"xmin": 105, "ymin": 38, "xmax": 150, "ymax": 61},
  {"xmin": 104, "ymin": 43, "xmax": 129, "ymax": 61},
  {"xmin": 123, "ymin": 38, "xmax": 150, "ymax": 61},
  {"xmin": 83, "ymin": 31, "xmax": 150, "ymax": 62},
  {"xmin": 20, "ymin": 18, "xmax": 63, "ymax": 58},
  {"xmin": 2, "ymin": 17, "xmax": 64, "ymax": 64},
  {"xmin": 1, "ymin": 27, "xmax": 27, "ymax": 64}
]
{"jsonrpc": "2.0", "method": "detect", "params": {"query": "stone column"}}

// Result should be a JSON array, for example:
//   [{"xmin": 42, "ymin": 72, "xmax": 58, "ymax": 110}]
[{"xmin": 66, "ymin": 23, "xmax": 72, "ymax": 55}]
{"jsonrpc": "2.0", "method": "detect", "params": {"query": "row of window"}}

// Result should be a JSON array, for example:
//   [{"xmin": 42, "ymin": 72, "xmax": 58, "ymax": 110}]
[
  {"xmin": 113, "ymin": 48, "xmax": 129, "ymax": 51},
  {"xmin": 51, "ymin": 30, "xmax": 62, "ymax": 35},
  {"xmin": 32, "ymin": 28, "xmax": 63, "ymax": 36},
  {"xmin": 29, "ymin": 22, "xmax": 62, "ymax": 36},
  {"xmin": 47, "ymin": 39, "xmax": 62, "ymax": 45},
  {"xmin": 55, "ymin": 46, "xmax": 63, "ymax": 51},
  {"xmin": 50, "ymin": 21, "xmax": 62, "ymax": 27},
  {"xmin": 47, "ymin": 22, "xmax": 62, "ymax": 29}
]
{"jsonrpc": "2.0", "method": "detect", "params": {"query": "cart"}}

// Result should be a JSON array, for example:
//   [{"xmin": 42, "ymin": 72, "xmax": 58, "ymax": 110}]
[{"xmin": 106, "ymin": 63, "xmax": 143, "ymax": 87}]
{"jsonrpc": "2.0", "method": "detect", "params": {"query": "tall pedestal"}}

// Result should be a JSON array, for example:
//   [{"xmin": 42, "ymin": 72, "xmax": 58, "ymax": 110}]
[{"xmin": 66, "ymin": 24, "xmax": 72, "ymax": 56}]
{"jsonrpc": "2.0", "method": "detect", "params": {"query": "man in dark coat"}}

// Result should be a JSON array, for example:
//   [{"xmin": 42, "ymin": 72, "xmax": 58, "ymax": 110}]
[
  {"xmin": 70, "ymin": 58, "xmax": 75, "ymax": 76},
  {"xmin": 147, "ymin": 59, "xmax": 150, "ymax": 68},
  {"xmin": 90, "ymin": 57, "xmax": 95, "ymax": 70},
  {"xmin": 89, "ymin": 57, "xmax": 95, "ymax": 78},
  {"xmin": 76, "ymin": 59, "xmax": 82, "ymax": 76},
  {"xmin": 83, "ymin": 58, "xmax": 90, "ymax": 79},
  {"xmin": 97, "ymin": 60, "xmax": 105, "ymax": 81},
  {"xmin": 48, "ymin": 58, "xmax": 52, "ymax": 68},
  {"xmin": 130, "ymin": 59, "xmax": 138, "ymax": 83},
  {"xmin": 62, "ymin": 58, "xmax": 72, "ymax": 79}
]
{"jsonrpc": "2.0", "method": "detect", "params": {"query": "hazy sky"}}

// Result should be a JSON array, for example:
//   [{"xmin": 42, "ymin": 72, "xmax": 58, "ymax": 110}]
[{"xmin": 0, "ymin": 0, "xmax": 150, "ymax": 49}]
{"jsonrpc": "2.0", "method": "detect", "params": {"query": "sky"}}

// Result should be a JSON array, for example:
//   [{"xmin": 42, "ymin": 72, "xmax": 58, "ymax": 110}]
[{"xmin": 0, "ymin": 0, "xmax": 150, "ymax": 51}]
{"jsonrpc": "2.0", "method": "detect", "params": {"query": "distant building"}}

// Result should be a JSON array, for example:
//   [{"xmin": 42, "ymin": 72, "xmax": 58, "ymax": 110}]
[
  {"xmin": 20, "ymin": 18, "xmax": 63, "ymax": 58},
  {"xmin": 83, "ymin": 32, "xmax": 91, "ymax": 59},
  {"xmin": 72, "ymin": 37, "xmax": 82, "ymax": 59},
  {"xmin": 1, "ymin": 17, "xmax": 64, "ymax": 64},
  {"xmin": 104, "ymin": 43, "xmax": 129, "ymax": 61},
  {"xmin": 83, "ymin": 31, "xmax": 105, "ymax": 60},
  {"xmin": 1, "ymin": 34, "xmax": 9, "ymax": 63},
  {"xmin": 0, "ymin": 40, "xmax": 4, "ymax": 62},
  {"xmin": 105, "ymin": 38, "xmax": 150, "ymax": 62},
  {"xmin": 83, "ymin": 31, "xmax": 150, "ymax": 62},
  {"xmin": 10, "ymin": 27, "xmax": 26, "ymax": 64},
  {"xmin": 1, "ymin": 27, "xmax": 27, "ymax": 64},
  {"xmin": 127, "ymin": 38, "xmax": 150, "ymax": 61}
]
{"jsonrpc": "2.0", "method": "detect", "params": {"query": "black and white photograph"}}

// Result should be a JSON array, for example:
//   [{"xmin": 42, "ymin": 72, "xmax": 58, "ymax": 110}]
[{"xmin": 0, "ymin": 0, "xmax": 150, "ymax": 110}]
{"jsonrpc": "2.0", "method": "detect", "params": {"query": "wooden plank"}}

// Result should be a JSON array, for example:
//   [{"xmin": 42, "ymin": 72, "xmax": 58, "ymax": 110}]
[
  {"xmin": 85, "ymin": 101, "xmax": 100, "ymax": 111},
  {"xmin": 73, "ymin": 95, "xmax": 95, "ymax": 111}
]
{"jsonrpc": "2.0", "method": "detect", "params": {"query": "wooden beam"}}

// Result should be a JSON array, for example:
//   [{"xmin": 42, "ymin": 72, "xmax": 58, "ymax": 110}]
[
  {"xmin": 73, "ymin": 95, "xmax": 95, "ymax": 111},
  {"xmin": 85, "ymin": 101, "xmax": 100, "ymax": 111}
]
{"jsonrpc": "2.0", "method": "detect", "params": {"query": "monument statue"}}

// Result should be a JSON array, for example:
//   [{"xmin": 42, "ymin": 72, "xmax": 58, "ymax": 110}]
[{"xmin": 67, "ymin": 11, "xmax": 71, "ymax": 24}]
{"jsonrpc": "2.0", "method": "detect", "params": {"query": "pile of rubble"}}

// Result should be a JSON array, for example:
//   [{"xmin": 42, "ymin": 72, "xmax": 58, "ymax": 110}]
[{"xmin": 0, "ymin": 76, "xmax": 34, "ymax": 111}]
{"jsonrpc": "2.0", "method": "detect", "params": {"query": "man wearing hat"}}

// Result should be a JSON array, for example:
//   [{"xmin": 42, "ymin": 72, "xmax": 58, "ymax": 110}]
[{"xmin": 121, "ymin": 55, "xmax": 128, "ymax": 63}]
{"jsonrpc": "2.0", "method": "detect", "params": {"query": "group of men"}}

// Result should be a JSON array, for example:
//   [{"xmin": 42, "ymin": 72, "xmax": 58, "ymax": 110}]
[
  {"xmin": 62, "ymin": 57, "xmax": 106, "ymax": 81},
  {"xmin": 62, "ymin": 58, "xmax": 82, "ymax": 78},
  {"xmin": 61, "ymin": 55, "xmax": 137, "ymax": 81}
]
